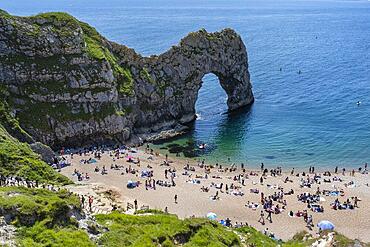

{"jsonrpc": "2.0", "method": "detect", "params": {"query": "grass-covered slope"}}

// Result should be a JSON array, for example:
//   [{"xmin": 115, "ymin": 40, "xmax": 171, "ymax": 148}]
[
  {"xmin": 0, "ymin": 89, "xmax": 70, "ymax": 184},
  {"xmin": 0, "ymin": 186, "xmax": 94, "ymax": 247},
  {"xmin": 0, "ymin": 124, "xmax": 70, "ymax": 184},
  {"xmin": 96, "ymin": 212, "xmax": 240, "ymax": 247}
]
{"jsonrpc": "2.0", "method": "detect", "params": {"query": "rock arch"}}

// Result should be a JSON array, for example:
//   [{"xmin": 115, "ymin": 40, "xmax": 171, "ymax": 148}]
[
  {"xmin": 0, "ymin": 11, "xmax": 254, "ymax": 146},
  {"xmin": 127, "ymin": 28, "xmax": 254, "ymax": 135}
]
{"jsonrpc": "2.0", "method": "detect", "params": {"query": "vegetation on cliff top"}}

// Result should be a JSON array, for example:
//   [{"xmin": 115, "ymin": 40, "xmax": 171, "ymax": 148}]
[
  {"xmin": 0, "ymin": 186, "xmax": 94, "ymax": 247},
  {"xmin": 33, "ymin": 12, "xmax": 135, "ymax": 97},
  {"xmin": 0, "ymin": 88, "xmax": 33, "ymax": 143},
  {"xmin": 33, "ymin": 12, "xmax": 134, "ymax": 96},
  {"xmin": 0, "ymin": 186, "xmax": 80, "ymax": 226},
  {"xmin": 0, "ymin": 10, "xmax": 135, "ymax": 97},
  {"xmin": 96, "ymin": 212, "xmax": 240, "ymax": 246}
]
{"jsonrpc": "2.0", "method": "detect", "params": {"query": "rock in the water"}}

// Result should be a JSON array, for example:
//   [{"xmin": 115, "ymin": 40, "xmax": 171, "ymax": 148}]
[{"xmin": 0, "ymin": 11, "xmax": 254, "ymax": 148}]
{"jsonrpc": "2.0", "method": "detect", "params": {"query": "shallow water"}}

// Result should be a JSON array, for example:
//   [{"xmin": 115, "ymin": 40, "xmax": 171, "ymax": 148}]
[{"xmin": 2, "ymin": 0, "xmax": 370, "ymax": 169}]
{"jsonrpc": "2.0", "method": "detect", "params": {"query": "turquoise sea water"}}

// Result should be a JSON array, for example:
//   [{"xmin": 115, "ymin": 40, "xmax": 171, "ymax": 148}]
[{"xmin": 1, "ymin": 0, "xmax": 369, "ymax": 169}]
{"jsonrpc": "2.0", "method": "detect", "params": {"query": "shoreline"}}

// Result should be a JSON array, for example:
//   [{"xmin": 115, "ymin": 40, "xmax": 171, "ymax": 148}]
[
  {"xmin": 149, "ymin": 143, "xmax": 368, "ymax": 173},
  {"xmin": 59, "ymin": 145, "xmax": 370, "ymax": 242}
]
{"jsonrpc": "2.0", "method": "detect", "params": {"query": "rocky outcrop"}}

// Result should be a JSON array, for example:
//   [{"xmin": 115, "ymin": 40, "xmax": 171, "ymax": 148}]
[{"xmin": 0, "ymin": 10, "xmax": 254, "ymax": 148}]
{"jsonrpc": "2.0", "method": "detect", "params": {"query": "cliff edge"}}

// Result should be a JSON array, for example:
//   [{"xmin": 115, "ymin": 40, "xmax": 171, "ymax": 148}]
[{"xmin": 0, "ymin": 10, "xmax": 254, "ymax": 148}]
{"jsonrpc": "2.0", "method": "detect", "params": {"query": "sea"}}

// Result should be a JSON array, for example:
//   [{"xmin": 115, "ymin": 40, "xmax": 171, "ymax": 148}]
[{"xmin": 1, "ymin": 0, "xmax": 369, "ymax": 169}]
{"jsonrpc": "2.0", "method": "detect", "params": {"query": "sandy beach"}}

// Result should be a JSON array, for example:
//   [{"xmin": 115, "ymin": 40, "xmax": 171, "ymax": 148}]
[{"xmin": 60, "ymin": 145, "xmax": 370, "ymax": 242}]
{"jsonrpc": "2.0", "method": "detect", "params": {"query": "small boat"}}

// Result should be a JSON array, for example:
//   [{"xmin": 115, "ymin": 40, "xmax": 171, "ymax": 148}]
[{"xmin": 198, "ymin": 144, "xmax": 206, "ymax": 150}]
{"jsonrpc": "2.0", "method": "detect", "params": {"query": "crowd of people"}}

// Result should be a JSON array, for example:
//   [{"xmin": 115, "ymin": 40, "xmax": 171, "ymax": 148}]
[{"xmin": 57, "ymin": 144, "xmax": 369, "ymax": 240}]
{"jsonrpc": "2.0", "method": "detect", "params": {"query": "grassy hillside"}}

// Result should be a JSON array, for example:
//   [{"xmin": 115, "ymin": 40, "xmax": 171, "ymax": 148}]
[
  {"xmin": 0, "ymin": 186, "xmax": 94, "ymax": 247},
  {"xmin": 0, "ymin": 91, "xmax": 70, "ymax": 184},
  {"xmin": 96, "ymin": 212, "xmax": 240, "ymax": 246},
  {"xmin": 0, "ymin": 124, "xmax": 70, "ymax": 184}
]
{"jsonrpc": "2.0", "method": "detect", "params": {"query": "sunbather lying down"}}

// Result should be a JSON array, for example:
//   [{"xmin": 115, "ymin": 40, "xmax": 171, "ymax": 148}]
[
  {"xmin": 230, "ymin": 190, "xmax": 244, "ymax": 196},
  {"xmin": 250, "ymin": 188, "xmax": 259, "ymax": 194},
  {"xmin": 245, "ymin": 201, "xmax": 260, "ymax": 210},
  {"xmin": 210, "ymin": 195, "xmax": 220, "ymax": 201}
]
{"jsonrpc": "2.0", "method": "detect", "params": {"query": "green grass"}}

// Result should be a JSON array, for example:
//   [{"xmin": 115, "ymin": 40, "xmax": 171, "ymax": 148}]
[
  {"xmin": 0, "ymin": 92, "xmax": 70, "ymax": 184},
  {"xmin": 15, "ymin": 101, "xmax": 121, "ymax": 131},
  {"xmin": 0, "ymin": 91, "xmax": 33, "ymax": 143},
  {"xmin": 0, "ymin": 9, "xmax": 10, "ymax": 17},
  {"xmin": 0, "ymin": 186, "xmax": 80, "ymax": 226},
  {"xmin": 0, "ymin": 186, "xmax": 95, "ymax": 247},
  {"xmin": 235, "ymin": 226, "xmax": 280, "ymax": 247},
  {"xmin": 32, "ymin": 11, "xmax": 135, "ymax": 97},
  {"xmin": 282, "ymin": 231, "xmax": 312, "ymax": 247},
  {"xmin": 96, "ymin": 212, "xmax": 240, "ymax": 247},
  {"xmin": 134, "ymin": 209, "xmax": 167, "ymax": 215},
  {"xmin": 78, "ymin": 17, "xmax": 134, "ymax": 96},
  {"xmin": 19, "ymin": 222, "xmax": 95, "ymax": 247},
  {"xmin": 0, "ymin": 124, "xmax": 70, "ymax": 184}
]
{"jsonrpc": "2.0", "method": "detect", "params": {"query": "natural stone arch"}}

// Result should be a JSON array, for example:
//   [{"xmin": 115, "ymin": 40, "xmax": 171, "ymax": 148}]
[
  {"xmin": 0, "ymin": 11, "xmax": 254, "ymax": 146},
  {"xmin": 127, "ymin": 28, "xmax": 254, "ymax": 134}
]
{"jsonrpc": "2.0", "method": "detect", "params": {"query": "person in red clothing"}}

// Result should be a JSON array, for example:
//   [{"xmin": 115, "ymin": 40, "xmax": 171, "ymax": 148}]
[{"xmin": 88, "ymin": 196, "xmax": 93, "ymax": 212}]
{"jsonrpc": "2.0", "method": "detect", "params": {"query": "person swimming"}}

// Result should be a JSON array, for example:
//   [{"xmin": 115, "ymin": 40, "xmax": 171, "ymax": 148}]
[{"xmin": 357, "ymin": 101, "xmax": 361, "ymax": 106}]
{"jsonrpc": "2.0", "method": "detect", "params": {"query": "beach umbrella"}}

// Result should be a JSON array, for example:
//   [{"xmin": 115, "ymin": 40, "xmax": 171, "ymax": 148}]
[
  {"xmin": 207, "ymin": 212, "xmax": 217, "ymax": 220},
  {"xmin": 317, "ymin": 220, "xmax": 335, "ymax": 231}
]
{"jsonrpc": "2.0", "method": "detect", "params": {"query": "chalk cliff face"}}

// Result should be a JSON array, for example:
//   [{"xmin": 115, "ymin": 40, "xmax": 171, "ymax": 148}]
[{"xmin": 0, "ymin": 10, "xmax": 254, "ymax": 148}]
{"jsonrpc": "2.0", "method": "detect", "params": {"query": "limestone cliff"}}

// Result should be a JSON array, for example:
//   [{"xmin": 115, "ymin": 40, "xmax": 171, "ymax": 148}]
[{"xmin": 0, "ymin": 10, "xmax": 254, "ymax": 148}]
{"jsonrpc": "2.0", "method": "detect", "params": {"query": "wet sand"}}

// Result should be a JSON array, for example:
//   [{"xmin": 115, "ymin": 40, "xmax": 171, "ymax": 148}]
[{"xmin": 60, "ymin": 146, "xmax": 370, "ymax": 242}]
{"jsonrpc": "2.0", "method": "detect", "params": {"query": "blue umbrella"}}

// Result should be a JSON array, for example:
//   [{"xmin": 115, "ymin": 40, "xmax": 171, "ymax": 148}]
[
  {"xmin": 317, "ymin": 220, "xmax": 335, "ymax": 231},
  {"xmin": 207, "ymin": 212, "xmax": 217, "ymax": 220}
]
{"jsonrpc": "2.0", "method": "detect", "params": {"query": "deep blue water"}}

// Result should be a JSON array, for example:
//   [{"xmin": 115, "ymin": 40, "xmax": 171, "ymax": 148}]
[{"xmin": 1, "ymin": 0, "xmax": 370, "ymax": 169}]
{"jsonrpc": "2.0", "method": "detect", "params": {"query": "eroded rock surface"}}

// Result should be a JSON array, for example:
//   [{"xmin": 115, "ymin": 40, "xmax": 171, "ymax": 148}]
[{"xmin": 0, "ymin": 10, "xmax": 254, "ymax": 148}]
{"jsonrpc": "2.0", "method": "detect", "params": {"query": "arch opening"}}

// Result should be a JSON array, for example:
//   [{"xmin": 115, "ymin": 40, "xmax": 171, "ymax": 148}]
[{"xmin": 195, "ymin": 73, "xmax": 228, "ymax": 121}]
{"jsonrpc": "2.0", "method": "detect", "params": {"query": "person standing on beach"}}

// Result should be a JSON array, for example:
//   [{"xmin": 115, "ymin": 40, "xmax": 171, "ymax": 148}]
[
  {"xmin": 174, "ymin": 194, "xmax": 178, "ymax": 204},
  {"xmin": 354, "ymin": 197, "xmax": 359, "ymax": 208},
  {"xmin": 261, "ymin": 192, "xmax": 264, "ymax": 204},
  {"xmin": 134, "ymin": 199, "xmax": 138, "ymax": 210},
  {"xmin": 306, "ymin": 215, "xmax": 312, "ymax": 230},
  {"xmin": 258, "ymin": 210, "xmax": 265, "ymax": 225},
  {"xmin": 88, "ymin": 196, "xmax": 93, "ymax": 212},
  {"xmin": 81, "ymin": 195, "xmax": 85, "ymax": 208},
  {"xmin": 261, "ymin": 163, "xmax": 264, "ymax": 172},
  {"xmin": 266, "ymin": 209, "xmax": 272, "ymax": 223}
]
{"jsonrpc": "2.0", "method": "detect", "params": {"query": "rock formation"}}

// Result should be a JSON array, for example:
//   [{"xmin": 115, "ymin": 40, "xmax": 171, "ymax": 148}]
[{"xmin": 0, "ymin": 10, "xmax": 254, "ymax": 148}]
